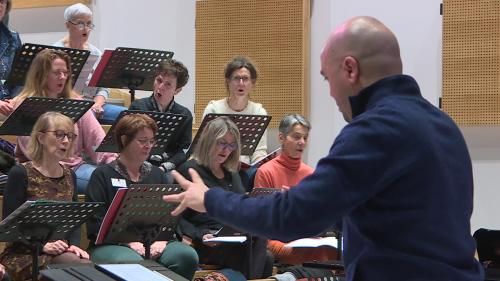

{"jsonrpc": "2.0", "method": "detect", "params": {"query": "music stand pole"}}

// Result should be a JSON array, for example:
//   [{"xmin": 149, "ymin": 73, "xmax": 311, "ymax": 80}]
[
  {"xmin": 19, "ymin": 223, "xmax": 52, "ymax": 281},
  {"xmin": 130, "ymin": 223, "xmax": 162, "ymax": 260}
]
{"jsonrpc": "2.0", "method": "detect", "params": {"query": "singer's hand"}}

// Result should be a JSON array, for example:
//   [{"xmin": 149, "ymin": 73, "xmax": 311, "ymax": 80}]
[
  {"xmin": 43, "ymin": 240, "xmax": 69, "ymax": 255},
  {"xmin": 0, "ymin": 99, "xmax": 14, "ymax": 116},
  {"xmin": 128, "ymin": 242, "xmax": 145, "ymax": 256}
]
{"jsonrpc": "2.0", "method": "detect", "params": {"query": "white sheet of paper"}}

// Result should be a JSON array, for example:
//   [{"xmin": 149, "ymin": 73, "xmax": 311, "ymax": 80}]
[
  {"xmin": 284, "ymin": 237, "xmax": 338, "ymax": 248},
  {"xmin": 203, "ymin": 236, "xmax": 247, "ymax": 243}
]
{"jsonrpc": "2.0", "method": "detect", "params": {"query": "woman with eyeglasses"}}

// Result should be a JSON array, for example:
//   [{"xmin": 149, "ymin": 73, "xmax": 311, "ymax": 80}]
[
  {"xmin": 202, "ymin": 56, "xmax": 268, "ymax": 165},
  {"xmin": 12, "ymin": 48, "xmax": 115, "ymax": 194},
  {"xmin": 202, "ymin": 56, "xmax": 269, "ymax": 191},
  {"xmin": 53, "ymin": 3, "xmax": 126, "ymax": 124},
  {"xmin": 1, "ymin": 112, "xmax": 90, "ymax": 280},
  {"xmin": 176, "ymin": 116, "xmax": 272, "ymax": 279},
  {"xmin": 85, "ymin": 114, "xmax": 198, "ymax": 281},
  {"xmin": 0, "ymin": 0, "xmax": 21, "ymax": 117}
]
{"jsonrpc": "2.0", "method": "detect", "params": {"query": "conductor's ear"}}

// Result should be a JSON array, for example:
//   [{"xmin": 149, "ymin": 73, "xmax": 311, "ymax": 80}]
[{"xmin": 343, "ymin": 56, "xmax": 359, "ymax": 82}]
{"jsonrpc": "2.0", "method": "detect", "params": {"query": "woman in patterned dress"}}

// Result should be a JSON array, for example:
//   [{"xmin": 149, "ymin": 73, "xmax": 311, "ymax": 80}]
[{"xmin": 0, "ymin": 112, "xmax": 90, "ymax": 280}]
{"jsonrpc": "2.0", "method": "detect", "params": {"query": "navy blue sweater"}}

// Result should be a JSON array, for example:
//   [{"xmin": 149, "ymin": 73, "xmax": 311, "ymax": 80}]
[{"xmin": 204, "ymin": 75, "xmax": 484, "ymax": 281}]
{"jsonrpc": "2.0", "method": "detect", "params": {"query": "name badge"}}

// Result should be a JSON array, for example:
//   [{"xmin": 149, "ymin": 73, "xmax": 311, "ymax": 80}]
[{"xmin": 111, "ymin": 178, "xmax": 127, "ymax": 188}]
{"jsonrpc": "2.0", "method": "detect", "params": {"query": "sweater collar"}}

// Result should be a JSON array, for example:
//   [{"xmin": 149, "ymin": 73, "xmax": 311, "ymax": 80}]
[
  {"xmin": 349, "ymin": 75, "xmax": 421, "ymax": 119},
  {"xmin": 276, "ymin": 152, "xmax": 302, "ymax": 171},
  {"xmin": 150, "ymin": 94, "xmax": 175, "ymax": 112}
]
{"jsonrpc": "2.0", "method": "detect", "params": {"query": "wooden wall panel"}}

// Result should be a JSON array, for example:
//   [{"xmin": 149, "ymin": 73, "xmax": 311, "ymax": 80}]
[
  {"xmin": 13, "ymin": 0, "xmax": 90, "ymax": 9},
  {"xmin": 195, "ymin": 0, "xmax": 310, "ymax": 128},
  {"xmin": 442, "ymin": 0, "xmax": 500, "ymax": 125}
]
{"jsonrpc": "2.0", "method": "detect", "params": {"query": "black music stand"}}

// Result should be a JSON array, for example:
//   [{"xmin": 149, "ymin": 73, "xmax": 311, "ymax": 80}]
[
  {"xmin": 95, "ymin": 184, "xmax": 182, "ymax": 260},
  {"xmin": 4, "ymin": 43, "xmax": 90, "ymax": 88},
  {"xmin": 88, "ymin": 47, "xmax": 174, "ymax": 102},
  {"xmin": 0, "ymin": 97, "xmax": 93, "ymax": 136},
  {"xmin": 95, "ymin": 110, "xmax": 188, "ymax": 154},
  {"xmin": 0, "ymin": 200, "xmax": 103, "ymax": 281},
  {"xmin": 189, "ymin": 113, "xmax": 271, "ymax": 156}
]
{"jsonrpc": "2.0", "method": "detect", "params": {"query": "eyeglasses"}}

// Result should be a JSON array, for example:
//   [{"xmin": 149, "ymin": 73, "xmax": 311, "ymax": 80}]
[
  {"xmin": 216, "ymin": 140, "xmax": 237, "ymax": 151},
  {"xmin": 44, "ymin": 130, "xmax": 77, "ymax": 141},
  {"xmin": 50, "ymin": 70, "xmax": 69, "ymax": 78},
  {"xmin": 230, "ymin": 76, "xmax": 251, "ymax": 83},
  {"xmin": 136, "ymin": 138, "xmax": 157, "ymax": 146},
  {"xmin": 68, "ymin": 20, "xmax": 95, "ymax": 30}
]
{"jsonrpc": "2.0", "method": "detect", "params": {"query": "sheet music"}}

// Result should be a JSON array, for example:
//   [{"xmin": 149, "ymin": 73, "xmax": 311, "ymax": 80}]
[
  {"xmin": 284, "ymin": 236, "xmax": 338, "ymax": 248},
  {"xmin": 240, "ymin": 147, "xmax": 281, "ymax": 170},
  {"xmin": 97, "ymin": 264, "xmax": 173, "ymax": 281},
  {"xmin": 203, "ymin": 236, "xmax": 247, "ymax": 243},
  {"xmin": 73, "ymin": 53, "xmax": 99, "ymax": 94}
]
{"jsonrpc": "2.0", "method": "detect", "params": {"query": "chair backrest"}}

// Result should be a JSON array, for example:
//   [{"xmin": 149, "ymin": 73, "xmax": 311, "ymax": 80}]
[{"xmin": 474, "ymin": 228, "xmax": 500, "ymax": 265}]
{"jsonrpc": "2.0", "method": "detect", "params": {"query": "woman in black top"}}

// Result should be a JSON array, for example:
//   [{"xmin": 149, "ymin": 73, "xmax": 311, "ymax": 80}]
[
  {"xmin": 85, "ymin": 114, "xmax": 198, "ymax": 280},
  {"xmin": 176, "ymin": 116, "xmax": 272, "ymax": 279}
]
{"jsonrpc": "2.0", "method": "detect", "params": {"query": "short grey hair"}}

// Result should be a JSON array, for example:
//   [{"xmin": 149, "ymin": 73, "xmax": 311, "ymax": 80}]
[
  {"xmin": 279, "ymin": 114, "xmax": 311, "ymax": 136},
  {"xmin": 64, "ymin": 3, "xmax": 92, "ymax": 21}
]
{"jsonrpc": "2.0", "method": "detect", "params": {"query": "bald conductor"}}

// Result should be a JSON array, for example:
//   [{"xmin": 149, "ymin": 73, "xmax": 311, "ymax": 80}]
[{"xmin": 165, "ymin": 16, "xmax": 484, "ymax": 281}]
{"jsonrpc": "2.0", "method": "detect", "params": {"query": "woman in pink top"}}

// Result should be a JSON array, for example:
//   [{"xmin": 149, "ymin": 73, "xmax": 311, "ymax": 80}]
[
  {"xmin": 12, "ymin": 49, "xmax": 115, "ymax": 193},
  {"xmin": 254, "ymin": 114, "xmax": 337, "ymax": 265}
]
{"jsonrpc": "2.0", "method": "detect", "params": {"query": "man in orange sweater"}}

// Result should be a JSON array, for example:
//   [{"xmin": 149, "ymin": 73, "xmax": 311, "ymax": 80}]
[{"xmin": 254, "ymin": 114, "xmax": 337, "ymax": 265}]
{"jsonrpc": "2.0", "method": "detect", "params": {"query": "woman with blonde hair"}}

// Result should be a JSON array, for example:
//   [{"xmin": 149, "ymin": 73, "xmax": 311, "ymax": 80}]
[
  {"xmin": 1, "ymin": 112, "xmax": 90, "ymax": 280},
  {"xmin": 13, "ymin": 48, "xmax": 115, "ymax": 194},
  {"xmin": 176, "ymin": 116, "xmax": 272, "ymax": 279}
]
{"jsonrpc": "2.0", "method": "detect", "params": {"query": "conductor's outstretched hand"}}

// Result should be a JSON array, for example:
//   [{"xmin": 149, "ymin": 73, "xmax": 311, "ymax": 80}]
[{"xmin": 163, "ymin": 168, "xmax": 209, "ymax": 215}]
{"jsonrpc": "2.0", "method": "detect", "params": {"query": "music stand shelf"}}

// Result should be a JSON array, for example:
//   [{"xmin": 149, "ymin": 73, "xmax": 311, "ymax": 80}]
[
  {"xmin": 96, "ymin": 184, "xmax": 182, "ymax": 260},
  {"xmin": 189, "ymin": 113, "xmax": 271, "ymax": 156},
  {"xmin": 88, "ymin": 47, "xmax": 174, "ymax": 102},
  {"xmin": 95, "ymin": 110, "xmax": 189, "ymax": 154},
  {"xmin": 5, "ymin": 43, "xmax": 90, "ymax": 88},
  {"xmin": 0, "ymin": 97, "xmax": 93, "ymax": 136},
  {"xmin": 0, "ymin": 200, "xmax": 103, "ymax": 281}
]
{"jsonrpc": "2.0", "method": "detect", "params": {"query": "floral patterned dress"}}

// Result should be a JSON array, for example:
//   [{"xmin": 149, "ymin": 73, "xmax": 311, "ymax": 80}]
[{"xmin": 0, "ymin": 162, "xmax": 76, "ymax": 281}]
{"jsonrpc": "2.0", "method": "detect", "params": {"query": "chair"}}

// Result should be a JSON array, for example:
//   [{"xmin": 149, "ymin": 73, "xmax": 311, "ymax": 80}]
[
  {"xmin": 108, "ymin": 88, "xmax": 131, "ymax": 108},
  {"xmin": 473, "ymin": 228, "xmax": 500, "ymax": 280}
]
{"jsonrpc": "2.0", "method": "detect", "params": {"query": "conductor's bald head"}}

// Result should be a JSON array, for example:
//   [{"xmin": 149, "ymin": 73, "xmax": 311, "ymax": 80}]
[{"xmin": 320, "ymin": 16, "xmax": 403, "ymax": 122}]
